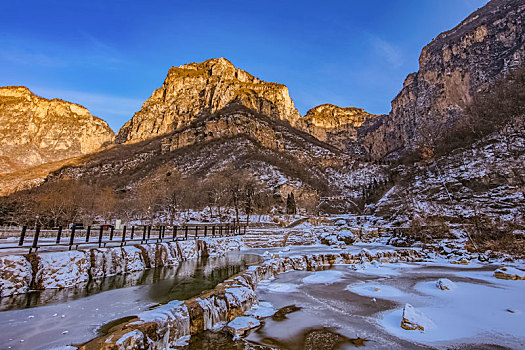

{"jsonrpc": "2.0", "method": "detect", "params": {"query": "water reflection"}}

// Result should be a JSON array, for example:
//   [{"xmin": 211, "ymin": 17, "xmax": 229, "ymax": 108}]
[{"xmin": 0, "ymin": 253, "xmax": 263, "ymax": 311}]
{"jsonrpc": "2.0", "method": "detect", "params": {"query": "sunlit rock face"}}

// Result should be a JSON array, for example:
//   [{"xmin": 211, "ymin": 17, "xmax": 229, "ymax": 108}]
[
  {"xmin": 116, "ymin": 57, "xmax": 301, "ymax": 143},
  {"xmin": 296, "ymin": 104, "xmax": 377, "ymax": 151},
  {"xmin": 361, "ymin": 0, "xmax": 525, "ymax": 159},
  {"xmin": 0, "ymin": 86, "xmax": 115, "ymax": 174}
]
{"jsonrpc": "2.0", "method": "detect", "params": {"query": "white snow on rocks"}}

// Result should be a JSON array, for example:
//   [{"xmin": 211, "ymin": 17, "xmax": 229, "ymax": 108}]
[
  {"xmin": 34, "ymin": 250, "xmax": 91, "ymax": 289},
  {"xmin": 0, "ymin": 237, "xmax": 244, "ymax": 297},
  {"xmin": 0, "ymin": 255, "xmax": 33, "ymax": 297},
  {"xmin": 302, "ymin": 270, "xmax": 343, "ymax": 284},
  {"xmin": 401, "ymin": 304, "xmax": 436, "ymax": 331},
  {"xmin": 226, "ymin": 316, "xmax": 260, "ymax": 339},
  {"xmin": 435, "ymin": 278, "xmax": 457, "ymax": 291},
  {"xmin": 494, "ymin": 266, "xmax": 525, "ymax": 280}
]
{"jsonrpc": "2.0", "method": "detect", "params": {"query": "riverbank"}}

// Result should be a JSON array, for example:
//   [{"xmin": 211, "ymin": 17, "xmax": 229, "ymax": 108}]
[
  {"xmin": 0, "ymin": 237, "xmax": 243, "ymax": 298},
  {"xmin": 81, "ymin": 248, "xmax": 423, "ymax": 349}
]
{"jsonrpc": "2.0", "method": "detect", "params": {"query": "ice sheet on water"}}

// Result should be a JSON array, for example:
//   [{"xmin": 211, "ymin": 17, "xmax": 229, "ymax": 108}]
[
  {"xmin": 302, "ymin": 270, "xmax": 343, "ymax": 284},
  {"xmin": 381, "ymin": 275, "xmax": 525, "ymax": 343},
  {"xmin": 346, "ymin": 282, "xmax": 405, "ymax": 299},
  {"xmin": 264, "ymin": 283, "xmax": 297, "ymax": 293}
]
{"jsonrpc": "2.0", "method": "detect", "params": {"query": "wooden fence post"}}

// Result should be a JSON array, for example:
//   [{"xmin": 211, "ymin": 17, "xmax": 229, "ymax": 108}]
[
  {"xmin": 147, "ymin": 225, "xmax": 151, "ymax": 240},
  {"xmin": 130, "ymin": 226, "xmax": 135, "ymax": 240},
  {"xmin": 68, "ymin": 225, "xmax": 76, "ymax": 250},
  {"xmin": 184, "ymin": 226, "xmax": 188, "ymax": 240},
  {"xmin": 86, "ymin": 225, "xmax": 91, "ymax": 242},
  {"xmin": 56, "ymin": 226, "xmax": 63, "ymax": 244},
  {"xmin": 212, "ymin": 226, "xmax": 215, "ymax": 237},
  {"xmin": 142, "ymin": 226, "xmax": 147, "ymax": 243},
  {"xmin": 121, "ymin": 226, "xmax": 127, "ymax": 246},
  {"xmin": 30, "ymin": 225, "xmax": 41, "ymax": 253},
  {"xmin": 98, "ymin": 226, "xmax": 103, "ymax": 247},
  {"xmin": 195, "ymin": 226, "xmax": 198, "ymax": 239},
  {"xmin": 204, "ymin": 226, "xmax": 207, "ymax": 237},
  {"xmin": 18, "ymin": 225, "xmax": 27, "ymax": 246},
  {"xmin": 109, "ymin": 226, "xmax": 114, "ymax": 241},
  {"xmin": 173, "ymin": 225, "xmax": 178, "ymax": 241}
]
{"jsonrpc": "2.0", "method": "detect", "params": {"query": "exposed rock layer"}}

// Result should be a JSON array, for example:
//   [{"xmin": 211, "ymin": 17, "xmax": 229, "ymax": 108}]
[
  {"xmin": 0, "ymin": 86, "xmax": 114, "ymax": 174},
  {"xmin": 116, "ymin": 58, "xmax": 301, "ymax": 143},
  {"xmin": 362, "ymin": 0, "xmax": 525, "ymax": 159},
  {"xmin": 296, "ymin": 104, "xmax": 377, "ymax": 151}
]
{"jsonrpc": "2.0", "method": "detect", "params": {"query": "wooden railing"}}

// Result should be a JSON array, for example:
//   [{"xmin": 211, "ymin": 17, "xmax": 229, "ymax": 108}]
[{"xmin": 1, "ymin": 223, "xmax": 247, "ymax": 254}]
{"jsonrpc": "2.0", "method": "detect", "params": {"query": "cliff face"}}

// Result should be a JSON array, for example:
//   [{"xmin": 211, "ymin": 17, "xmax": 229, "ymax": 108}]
[
  {"xmin": 362, "ymin": 0, "xmax": 525, "ymax": 159},
  {"xmin": 44, "ymin": 103, "xmax": 350, "ymax": 202},
  {"xmin": 116, "ymin": 58, "xmax": 301, "ymax": 143},
  {"xmin": 0, "ymin": 86, "xmax": 115, "ymax": 174},
  {"xmin": 296, "ymin": 104, "xmax": 377, "ymax": 151}
]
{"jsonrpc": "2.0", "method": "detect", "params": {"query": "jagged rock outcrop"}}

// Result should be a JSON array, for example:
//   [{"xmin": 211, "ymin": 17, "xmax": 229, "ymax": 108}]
[
  {"xmin": 116, "ymin": 58, "xmax": 301, "ymax": 143},
  {"xmin": 296, "ymin": 104, "xmax": 378, "ymax": 151},
  {"xmin": 362, "ymin": 0, "xmax": 525, "ymax": 159},
  {"xmin": 0, "ymin": 86, "xmax": 115, "ymax": 174}
]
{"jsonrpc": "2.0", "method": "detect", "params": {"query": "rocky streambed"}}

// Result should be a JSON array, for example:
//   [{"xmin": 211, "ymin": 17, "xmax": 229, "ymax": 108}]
[{"xmin": 79, "ymin": 248, "xmax": 423, "ymax": 349}]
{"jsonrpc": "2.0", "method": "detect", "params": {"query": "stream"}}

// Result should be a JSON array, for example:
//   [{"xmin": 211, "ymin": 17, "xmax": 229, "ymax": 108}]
[{"xmin": 0, "ymin": 253, "xmax": 263, "ymax": 350}]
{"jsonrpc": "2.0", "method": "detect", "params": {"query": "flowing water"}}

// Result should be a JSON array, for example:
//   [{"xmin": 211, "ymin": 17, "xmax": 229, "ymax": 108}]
[{"xmin": 0, "ymin": 253, "xmax": 263, "ymax": 350}]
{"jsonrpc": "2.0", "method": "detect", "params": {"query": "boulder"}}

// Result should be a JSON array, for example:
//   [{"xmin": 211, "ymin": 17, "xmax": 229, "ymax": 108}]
[
  {"xmin": 0, "ymin": 255, "xmax": 33, "ymax": 297},
  {"xmin": 494, "ymin": 267, "xmax": 525, "ymax": 280},
  {"xmin": 401, "ymin": 304, "xmax": 436, "ymax": 331},
  {"xmin": 245, "ymin": 302, "xmax": 277, "ymax": 319},
  {"xmin": 435, "ymin": 278, "xmax": 457, "ymax": 290},
  {"xmin": 226, "ymin": 316, "xmax": 260, "ymax": 338}
]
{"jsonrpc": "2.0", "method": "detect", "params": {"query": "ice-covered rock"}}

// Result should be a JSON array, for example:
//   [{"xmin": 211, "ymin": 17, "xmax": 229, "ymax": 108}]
[
  {"xmin": 336, "ymin": 228, "xmax": 356, "ymax": 244},
  {"xmin": 89, "ymin": 247, "xmax": 125, "ymax": 278},
  {"xmin": 226, "ymin": 316, "xmax": 260, "ymax": 338},
  {"xmin": 450, "ymin": 258, "xmax": 469, "ymax": 265},
  {"xmin": 436, "ymin": 278, "xmax": 457, "ymax": 291},
  {"xmin": 401, "ymin": 304, "xmax": 436, "ymax": 331},
  {"xmin": 0, "ymin": 255, "xmax": 33, "ymax": 297},
  {"xmin": 245, "ymin": 301, "xmax": 276, "ymax": 318},
  {"xmin": 334, "ymin": 219, "xmax": 347, "ymax": 226},
  {"xmin": 494, "ymin": 267, "xmax": 525, "ymax": 280},
  {"xmin": 33, "ymin": 250, "xmax": 91, "ymax": 289},
  {"xmin": 122, "ymin": 246, "xmax": 147, "ymax": 272}
]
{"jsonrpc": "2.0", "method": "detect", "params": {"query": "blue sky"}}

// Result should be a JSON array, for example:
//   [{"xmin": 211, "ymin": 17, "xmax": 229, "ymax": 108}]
[{"xmin": 0, "ymin": 0, "xmax": 489, "ymax": 132}]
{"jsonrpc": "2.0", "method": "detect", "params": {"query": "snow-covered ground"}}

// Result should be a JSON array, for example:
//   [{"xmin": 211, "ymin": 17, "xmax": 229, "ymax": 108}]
[
  {"xmin": 2, "ymin": 218, "xmax": 525, "ymax": 349},
  {"xmin": 246, "ymin": 260, "xmax": 525, "ymax": 349}
]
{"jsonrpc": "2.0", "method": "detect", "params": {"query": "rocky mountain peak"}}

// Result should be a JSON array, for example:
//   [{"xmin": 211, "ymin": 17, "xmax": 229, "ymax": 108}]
[
  {"xmin": 295, "ymin": 103, "xmax": 378, "ymax": 151},
  {"xmin": 116, "ymin": 58, "xmax": 301, "ymax": 143},
  {"xmin": 0, "ymin": 86, "xmax": 115, "ymax": 174},
  {"xmin": 361, "ymin": 0, "xmax": 525, "ymax": 159},
  {"xmin": 303, "ymin": 104, "xmax": 376, "ymax": 129}
]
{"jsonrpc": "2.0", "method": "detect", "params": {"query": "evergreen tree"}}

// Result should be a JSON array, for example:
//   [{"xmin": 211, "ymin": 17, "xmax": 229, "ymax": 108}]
[{"xmin": 286, "ymin": 192, "xmax": 296, "ymax": 214}]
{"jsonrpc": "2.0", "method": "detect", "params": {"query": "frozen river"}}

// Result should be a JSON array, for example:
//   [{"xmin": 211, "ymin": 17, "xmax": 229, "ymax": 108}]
[
  {"xmin": 245, "ymin": 261, "xmax": 525, "ymax": 349},
  {"xmin": 0, "ymin": 253, "xmax": 262, "ymax": 350}
]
